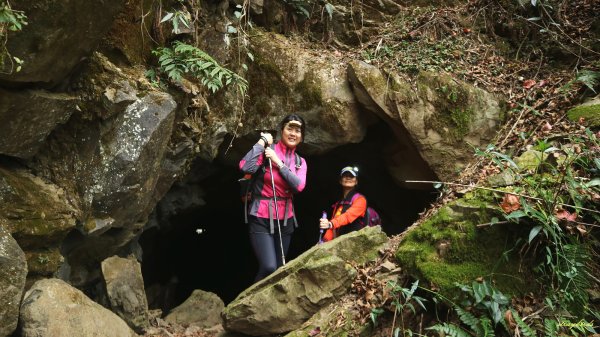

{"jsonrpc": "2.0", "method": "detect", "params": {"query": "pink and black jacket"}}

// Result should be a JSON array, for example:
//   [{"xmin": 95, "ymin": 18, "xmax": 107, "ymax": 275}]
[{"xmin": 239, "ymin": 141, "xmax": 307, "ymax": 233}]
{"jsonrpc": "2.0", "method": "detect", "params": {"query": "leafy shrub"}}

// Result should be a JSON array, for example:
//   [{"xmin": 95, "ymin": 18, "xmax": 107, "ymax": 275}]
[
  {"xmin": 0, "ymin": 1, "xmax": 26, "ymax": 32},
  {"xmin": 475, "ymin": 130, "xmax": 599, "ymax": 317},
  {"xmin": 152, "ymin": 41, "xmax": 248, "ymax": 95},
  {"xmin": 0, "ymin": 1, "xmax": 26, "ymax": 73}
]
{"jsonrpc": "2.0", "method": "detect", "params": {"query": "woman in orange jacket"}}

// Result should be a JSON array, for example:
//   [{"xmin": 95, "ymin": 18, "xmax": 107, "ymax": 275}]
[{"xmin": 319, "ymin": 166, "xmax": 367, "ymax": 242}]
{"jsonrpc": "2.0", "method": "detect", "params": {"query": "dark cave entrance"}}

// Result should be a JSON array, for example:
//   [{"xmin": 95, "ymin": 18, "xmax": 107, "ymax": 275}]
[{"xmin": 139, "ymin": 121, "xmax": 436, "ymax": 311}]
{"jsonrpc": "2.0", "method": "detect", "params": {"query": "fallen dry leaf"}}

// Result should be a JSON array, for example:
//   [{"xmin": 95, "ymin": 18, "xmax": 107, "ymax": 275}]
[
  {"xmin": 576, "ymin": 224, "xmax": 588, "ymax": 236},
  {"xmin": 504, "ymin": 309, "xmax": 516, "ymax": 330},
  {"xmin": 541, "ymin": 121, "xmax": 552, "ymax": 132},
  {"xmin": 522, "ymin": 79, "xmax": 536, "ymax": 89},
  {"xmin": 500, "ymin": 194, "xmax": 521, "ymax": 213},
  {"xmin": 309, "ymin": 327, "xmax": 321, "ymax": 336},
  {"xmin": 555, "ymin": 209, "xmax": 577, "ymax": 221}
]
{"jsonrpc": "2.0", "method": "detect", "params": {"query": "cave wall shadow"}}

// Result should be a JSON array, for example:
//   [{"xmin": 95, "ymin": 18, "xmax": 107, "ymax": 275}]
[
  {"xmin": 292, "ymin": 121, "xmax": 436, "ymax": 256},
  {"xmin": 140, "ymin": 120, "xmax": 436, "ymax": 310}
]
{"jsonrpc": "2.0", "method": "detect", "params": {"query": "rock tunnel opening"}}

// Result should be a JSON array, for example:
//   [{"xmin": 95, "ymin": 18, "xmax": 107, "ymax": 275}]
[{"xmin": 139, "ymin": 120, "xmax": 436, "ymax": 312}]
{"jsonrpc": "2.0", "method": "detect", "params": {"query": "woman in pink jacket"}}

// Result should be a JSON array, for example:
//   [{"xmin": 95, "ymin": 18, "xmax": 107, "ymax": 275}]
[{"xmin": 239, "ymin": 114, "xmax": 307, "ymax": 282}]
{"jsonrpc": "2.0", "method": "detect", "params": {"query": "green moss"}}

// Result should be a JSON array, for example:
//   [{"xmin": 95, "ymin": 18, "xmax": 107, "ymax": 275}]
[
  {"xmin": 26, "ymin": 248, "xmax": 63, "ymax": 277},
  {"xmin": 249, "ymin": 51, "xmax": 290, "ymax": 99},
  {"xmin": 0, "ymin": 167, "xmax": 75, "ymax": 248},
  {"xmin": 450, "ymin": 108, "xmax": 474, "ymax": 137},
  {"xmin": 418, "ymin": 72, "xmax": 477, "ymax": 141},
  {"xmin": 294, "ymin": 73, "xmax": 323, "ymax": 110},
  {"xmin": 396, "ymin": 194, "xmax": 537, "ymax": 298},
  {"xmin": 567, "ymin": 103, "xmax": 600, "ymax": 127}
]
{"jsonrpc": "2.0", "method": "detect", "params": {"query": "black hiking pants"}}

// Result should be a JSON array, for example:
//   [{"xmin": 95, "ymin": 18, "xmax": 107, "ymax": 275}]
[{"xmin": 248, "ymin": 215, "xmax": 294, "ymax": 282}]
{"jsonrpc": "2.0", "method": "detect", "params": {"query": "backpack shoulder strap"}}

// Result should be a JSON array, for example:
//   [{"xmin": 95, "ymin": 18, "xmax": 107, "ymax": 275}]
[
  {"xmin": 349, "ymin": 192, "xmax": 364, "ymax": 203},
  {"xmin": 350, "ymin": 192, "xmax": 368, "ymax": 220},
  {"xmin": 294, "ymin": 152, "xmax": 301, "ymax": 170}
]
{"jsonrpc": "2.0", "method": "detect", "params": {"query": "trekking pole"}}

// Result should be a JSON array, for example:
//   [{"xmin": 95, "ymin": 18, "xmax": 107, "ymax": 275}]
[
  {"xmin": 318, "ymin": 211, "xmax": 327, "ymax": 244},
  {"xmin": 268, "ymin": 158, "xmax": 286, "ymax": 266}
]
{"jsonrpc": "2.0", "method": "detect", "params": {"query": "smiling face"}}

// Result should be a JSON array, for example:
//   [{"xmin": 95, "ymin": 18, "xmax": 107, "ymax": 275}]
[
  {"xmin": 280, "ymin": 121, "xmax": 303, "ymax": 148},
  {"xmin": 339, "ymin": 173, "xmax": 358, "ymax": 189}
]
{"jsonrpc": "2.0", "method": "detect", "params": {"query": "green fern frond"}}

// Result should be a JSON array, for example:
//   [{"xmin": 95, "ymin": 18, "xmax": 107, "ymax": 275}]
[
  {"xmin": 152, "ymin": 41, "xmax": 248, "ymax": 95},
  {"xmin": 575, "ymin": 70, "xmax": 600, "ymax": 93},
  {"xmin": 511, "ymin": 310, "xmax": 536, "ymax": 337},
  {"xmin": 428, "ymin": 323, "xmax": 472, "ymax": 337},
  {"xmin": 557, "ymin": 242, "xmax": 591, "ymax": 314},
  {"xmin": 456, "ymin": 306, "xmax": 483, "ymax": 336},
  {"xmin": 544, "ymin": 318, "xmax": 559, "ymax": 337},
  {"xmin": 480, "ymin": 317, "xmax": 495, "ymax": 337}
]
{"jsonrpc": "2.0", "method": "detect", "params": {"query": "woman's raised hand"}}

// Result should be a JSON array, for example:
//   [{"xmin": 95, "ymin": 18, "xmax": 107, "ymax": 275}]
[
  {"xmin": 260, "ymin": 132, "xmax": 273, "ymax": 145},
  {"xmin": 264, "ymin": 147, "xmax": 283, "ymax": 168}
]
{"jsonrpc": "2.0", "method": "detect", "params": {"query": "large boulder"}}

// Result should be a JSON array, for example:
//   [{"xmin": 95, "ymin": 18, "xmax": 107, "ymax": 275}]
[
  {"xmin": 0, "ymin": 89, "xmax": 77, "ymax": 158},
  {"xmin": 29, "ymin": 54, "xmax": 179, "ymax": 285},
  {"xmin": 567, "ymin": 95, "xmax": 600, "ymax": 127},
  {"xmin": 0, "ymin": 165, "xmax": 76, "ymax": 280},
  {"xmin": 0, "ymin": 0, "xmax": 125, "ymax": 85},
  {"xmin": 240, "ymin": 30, "xmax": 369, "ymax": 154},
  {"xmin": 19, "ymin": 278, "xmax": 138, "ymax": 337},
  {"xmin": 0, "ymin": 225, "xmax": 27, "ymax": 337},
  {"xmin": 395, "ymin": 191, "xmax": 537, "ymax": 298},
  {"xmin": 348, "ymin": 60, "xmax": 504, "ymax": 182},
  {"xmin": 101, "ymin": 256, "xmax": 149, "ymax": 331},
  {"xmin": 165, "ymin": 289, "xmax": 224, "ymax": 328},
  {"xmin": 222, "ymin": 226, "xmax": 388, "ymax": 336}
]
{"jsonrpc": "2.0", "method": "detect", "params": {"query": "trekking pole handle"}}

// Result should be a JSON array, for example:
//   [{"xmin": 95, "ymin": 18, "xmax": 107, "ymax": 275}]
[{"xmin": 318, "ymin": 211, "xmax": 327, "ymax": 244}]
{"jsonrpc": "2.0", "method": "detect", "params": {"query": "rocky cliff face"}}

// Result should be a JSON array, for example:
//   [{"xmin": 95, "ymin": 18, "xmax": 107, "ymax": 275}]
[{"xmin": 0, "ymin": 0, "xmax": 508, "ymax": 335}]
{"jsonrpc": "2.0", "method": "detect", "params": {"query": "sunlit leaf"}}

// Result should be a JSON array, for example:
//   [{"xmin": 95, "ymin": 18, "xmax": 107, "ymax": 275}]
[
  {"xmin": 528, "ymin": 225, "xmax": 543, "ymax": 243},
  {"xmin": 160, "ymin": 12, "xmax": 174, "ymax": 23}
]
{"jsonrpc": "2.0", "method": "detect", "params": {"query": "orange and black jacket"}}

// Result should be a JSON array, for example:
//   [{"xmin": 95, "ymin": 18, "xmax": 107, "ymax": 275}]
[{"xmin": 322, "ymin": 189, "xmax": 367, "ymax": 242}]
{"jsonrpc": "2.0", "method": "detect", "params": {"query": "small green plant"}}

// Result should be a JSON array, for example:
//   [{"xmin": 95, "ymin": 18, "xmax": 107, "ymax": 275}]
[
  {"xmin": 37, "ymin": 255, "xmax": 49, "ymax": 265},
  {"xmin": 0, "ymin": 0, "xmax": 27, "ymax": 73},
  {"xmin": 279, "ymin": 0, "xmax": 334, "ymax": 22},
  {"xmin": 428, "ymin": 280, "xmax": 511, "ymax": 337},
  {"xmin": 562, "ymin": 69, "xmax": 600, "ymax": 94},
  {"xmin": 160, "ymin": 9, "xmax": 191, "ymax": 34},
  {"xmin": 370, "ymin": 307, "xmax": 385, "ymax": 327},
  {"xmin": 281, "ymin": 0, "xmax": 311, "ymax": 18},
  {"xmin": 474, "ymin": 130, "xmax": 600, "ymax": 318},
  {"xmin": 144, "ymin": 68, "xmax": 166, "ymax": 89},
  {"xmin": 387, "ymin": 280, "xmax": 427, "ymax": 337},
  {"xmin": 0, "ymin": 1, "xmax": 26, "ymax": 32},
  {"xmin": 152, "ymin": 41, "xmax": 248, "ymax": 94}
]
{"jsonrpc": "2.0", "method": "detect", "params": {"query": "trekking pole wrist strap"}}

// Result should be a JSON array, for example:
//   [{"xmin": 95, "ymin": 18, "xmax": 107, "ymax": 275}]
[{"xmin": 260, "ymin": 136, "xmax": 269, "ymax": 146}]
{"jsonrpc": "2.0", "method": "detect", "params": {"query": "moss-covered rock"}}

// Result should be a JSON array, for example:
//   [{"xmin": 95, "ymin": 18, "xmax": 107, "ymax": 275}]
[
  {"xmin": 514, "ymin": 150, "xmax": 547, "ymax": 172},
  {"xmin": 241, "ymin": 30, "xmax": 368, "ymax": 155},
  {"xmin": 0, "ymin": 0, "xmax": 125, "ymax": 85},
  {"xmin": 0, "ymin": 225, "xmax": 27, "ymax": 337},
  {"xmin": 0, "ymin": 165, "xmax": 78, "ymax": 251},
  {"xmin": 0, "ymin": 89, "xmax": 77, "ymax": 158},
  {"xmin": 396, "ymin": 191, "xmax": 537, "ymax": 298},
  {"xmin": 348, "ymin": 61, "xmax": 505, "ymax": 183},
  {"xmin": 25, "ymin": 248, "xmax": 63, "ymax": 278},
  {"xmin": 222, "ymin": 227, "xmax": 388, "ymax": 336},
  {"xmin": 567, "ymin": 97, "xmax": 600, "ymax": 127}
]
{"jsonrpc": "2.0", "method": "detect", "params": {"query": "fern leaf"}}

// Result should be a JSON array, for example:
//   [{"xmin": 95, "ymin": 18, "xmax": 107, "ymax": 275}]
[
  {"xmin": 544, "ymin": 318, "xmax": 558, "ymax": 337},
  {"xmin": 576, "ymin": 70, "xmax": 600, "ymax": 93},
  {"xmin": 428, "ymin": 323, "xmax": 472, "ymax": 337},
  {"xmin": 480, "ymin": 317, "xmax": 495, "ymax": 337},
  {"xmin": 511, "ymin": 309, "xmax": 536, "ymax": 337},
  {"xmin": 456, "ymin": 306, "xmax": 482, "ymax": 336}
]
